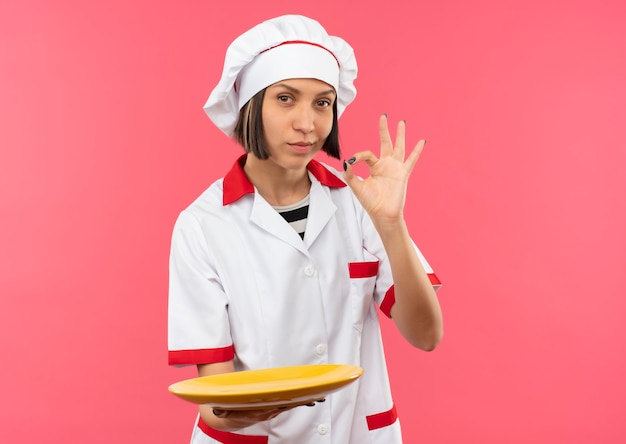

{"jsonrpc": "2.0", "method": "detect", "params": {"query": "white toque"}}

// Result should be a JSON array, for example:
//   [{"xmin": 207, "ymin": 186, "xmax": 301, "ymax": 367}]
[{"xmin": 203, "ymin": 15, "xmax": 358, "ymax": 136}]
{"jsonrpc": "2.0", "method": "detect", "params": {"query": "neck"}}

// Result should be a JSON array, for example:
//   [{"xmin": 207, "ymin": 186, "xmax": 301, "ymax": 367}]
[{"xmin": 243, "ymin": 155, "xmax": 311, "ymax": 206}]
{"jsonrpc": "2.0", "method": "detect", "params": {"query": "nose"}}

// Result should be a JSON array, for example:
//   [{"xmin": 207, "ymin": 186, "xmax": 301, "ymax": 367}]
[{"xmin": 292, "ymin": 105, "xmax": 315, "ymax": 133}]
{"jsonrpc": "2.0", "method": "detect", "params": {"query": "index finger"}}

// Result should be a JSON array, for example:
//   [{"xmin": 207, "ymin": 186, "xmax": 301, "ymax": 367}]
[{"xmin": 403, "ymin": 139, "xmax": 426, "ymax": 176}]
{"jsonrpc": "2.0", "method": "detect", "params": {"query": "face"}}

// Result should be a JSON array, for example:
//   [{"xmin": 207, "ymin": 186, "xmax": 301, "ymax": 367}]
[{"xmin": 261, "ymin": 78, "xmax": 336, "ymax": 171}]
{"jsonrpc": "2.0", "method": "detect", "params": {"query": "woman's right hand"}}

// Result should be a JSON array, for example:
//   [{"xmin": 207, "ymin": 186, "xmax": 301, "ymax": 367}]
[
  {"xmin": 208, "ymin": 406, "xmax": 290, "ymax": 429},
  {"xmin": 210, "ymin": 397, "xmax": 325, "ymax": 429},
  {"xmin": 197, "ymin": 361, "xmax": 322, "ymax": 431}
]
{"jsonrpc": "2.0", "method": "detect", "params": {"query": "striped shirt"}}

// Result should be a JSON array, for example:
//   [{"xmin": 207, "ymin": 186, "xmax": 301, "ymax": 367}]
[{"xmin": 273, "ymin": 194, "xmax": 310, "ymax": 239}]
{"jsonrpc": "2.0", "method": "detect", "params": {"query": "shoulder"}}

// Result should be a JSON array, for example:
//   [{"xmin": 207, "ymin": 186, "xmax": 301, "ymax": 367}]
[
  {"xmin": 171, "ymin": 178, "xmax": 233, "ymax": 241},
  {"xmin": 179, "ymin": 178, "xmax": 227, "ymax": 218}
]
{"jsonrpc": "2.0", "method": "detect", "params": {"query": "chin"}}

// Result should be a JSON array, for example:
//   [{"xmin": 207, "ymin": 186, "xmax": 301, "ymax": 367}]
[
  {"xmin": 271, "ymin": 152, "xmax": 319, "ymax": 170},
  {"xmin": 280, "ymin": 157, "xmax": 314, "ymax": 170}
]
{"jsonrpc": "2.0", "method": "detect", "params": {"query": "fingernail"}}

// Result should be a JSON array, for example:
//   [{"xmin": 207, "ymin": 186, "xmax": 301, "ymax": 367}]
[
  {"xmin": 383, "ymin": 113, "xmax": 388, "ymax": 118},
  {"xmin": 305, "ymin": 402, "xmax": 316, "ymax": 407},
  {"xmin": 402, "ymin": 119, "xmax": 406, "ymax": 124},
  {"xmin": 343, "ymin": 160, "xmax": 347, "ymax": 171},
  {"xmin": 316, "ymin": 398, "xmax": 326, "ymax": 403},
  {"xmin": 213, "ymin": 409, "xmax": 225, "ymax": 417},
  {"xmin": 347, "ymin": 157, "xmax": 356, "ymax": 165}
]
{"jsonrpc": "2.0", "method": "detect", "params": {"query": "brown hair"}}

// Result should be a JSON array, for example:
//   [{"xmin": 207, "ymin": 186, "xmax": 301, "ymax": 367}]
[{"xmin": 233, "ymin": 88, "xmax": 341, "ymax": 160}]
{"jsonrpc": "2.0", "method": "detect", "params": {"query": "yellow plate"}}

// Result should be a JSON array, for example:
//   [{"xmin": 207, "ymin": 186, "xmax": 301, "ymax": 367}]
[{"xmin": 168, "ymin": 364, "xmax": 363, "ymax": 410}]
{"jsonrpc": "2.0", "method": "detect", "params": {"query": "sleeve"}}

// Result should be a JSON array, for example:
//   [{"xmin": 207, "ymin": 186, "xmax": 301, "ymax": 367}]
[
  {"xmin": 359, "ymin": 208, "xmax": 442, "ymax": 318},
  {"xmin": 167, "ymin": 210, "xmax": 234, "ymax": 366}
]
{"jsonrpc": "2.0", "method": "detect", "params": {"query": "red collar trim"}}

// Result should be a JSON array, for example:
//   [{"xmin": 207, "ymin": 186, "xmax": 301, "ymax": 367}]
[{"xmin": 222, "ymin": 154, "xmax": 346, "ymax": 206}]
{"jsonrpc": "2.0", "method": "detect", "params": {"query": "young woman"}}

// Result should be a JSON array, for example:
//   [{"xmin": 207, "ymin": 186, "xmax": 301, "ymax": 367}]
[{"xmin": 168, "ymin": 14, "xmax": 443, "ymax": 444}]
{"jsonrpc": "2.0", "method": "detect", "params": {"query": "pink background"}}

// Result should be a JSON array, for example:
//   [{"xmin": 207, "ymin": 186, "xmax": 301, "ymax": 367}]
[{"xmin": 1, "ymin": 0, "xmax": 625, "ymax": 442}]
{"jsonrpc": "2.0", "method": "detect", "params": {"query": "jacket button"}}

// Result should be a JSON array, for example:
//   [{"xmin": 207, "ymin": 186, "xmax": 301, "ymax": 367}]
[
  {"xmin": 304, "ymin": 265, "xmax": 315, "ymax": 276},
  {"xmin": 317, "ymin": 423, "xmax": 328, "ymax": 435},
  {"xmin": 315, "ymin": 343, "xmax": 327, "ymax": 355}
]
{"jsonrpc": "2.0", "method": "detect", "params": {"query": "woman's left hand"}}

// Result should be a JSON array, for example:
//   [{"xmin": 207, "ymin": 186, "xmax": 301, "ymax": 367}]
[{"xmin": 343, "ymin": 114, "xmax": 425, "ymax": 225}]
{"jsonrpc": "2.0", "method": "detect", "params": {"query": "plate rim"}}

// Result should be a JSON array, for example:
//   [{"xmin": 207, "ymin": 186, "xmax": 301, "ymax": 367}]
[{"xmin": 168, "ymin": 363, "xmax": 364, "ymax": 407}]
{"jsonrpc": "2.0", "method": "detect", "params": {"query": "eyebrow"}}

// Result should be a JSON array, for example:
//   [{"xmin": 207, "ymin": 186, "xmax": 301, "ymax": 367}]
[{"xmin": 271, "ymin": 82, "xmax": 336, "ymax": 96}]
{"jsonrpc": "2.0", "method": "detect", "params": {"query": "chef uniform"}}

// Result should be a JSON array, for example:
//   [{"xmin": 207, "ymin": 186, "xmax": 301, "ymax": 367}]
[{"xmin": 168, "ymin": 15, "xmax": 441, "ymax": 444}]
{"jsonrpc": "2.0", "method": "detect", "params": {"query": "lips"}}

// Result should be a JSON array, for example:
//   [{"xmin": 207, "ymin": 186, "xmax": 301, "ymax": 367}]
[{"xmin": 288, "ymin": 142, "xmax": 315, "ymax": 153}]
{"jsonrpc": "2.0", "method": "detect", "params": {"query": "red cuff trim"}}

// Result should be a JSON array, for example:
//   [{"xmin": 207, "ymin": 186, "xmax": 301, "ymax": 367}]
[
  {"xmin": 366, "ymin": 404, "xmax": 398, "ymax": 431},
  {"xmin": 168, "ymin": 346, "xmax": 234, "ymax": 366},
  {"xmin": 429, "ymin": 273, "xmax": 442, "ymax": 287},
  {"xmin": 349, "ymin": 261, "xmax": 379, "ymax": 278},
  {"xmin": 198, "ymin": 418, "xmax": 268, "ymax": 443},
  {"xmin": 379, "ymin": 273, "xmax": 441, "ymax": 318},
  {"xmin": 379, "ymin": 286, "xmax": 395, "ymax": 318}
]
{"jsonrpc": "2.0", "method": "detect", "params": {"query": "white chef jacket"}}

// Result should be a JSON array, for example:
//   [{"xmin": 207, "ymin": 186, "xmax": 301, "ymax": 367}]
[{"xmin": 168, "ymin": 155, "xmax": 441, "ymax": 444}]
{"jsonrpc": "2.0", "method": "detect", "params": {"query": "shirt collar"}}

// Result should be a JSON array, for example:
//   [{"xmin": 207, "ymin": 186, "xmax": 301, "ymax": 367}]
[{"xmin": 223, "ymin": 154, "xmax": 346, "ymax": 206}]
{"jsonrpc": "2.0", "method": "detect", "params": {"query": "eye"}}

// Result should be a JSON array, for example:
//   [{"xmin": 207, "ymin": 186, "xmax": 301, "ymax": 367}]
[
  {"xmin": 316, "ymin": 99, "xmax": 332, "ymax": 108},
  {"xmin": 277, "ymin": 94, "xmax": 293, "ymax": 103}
]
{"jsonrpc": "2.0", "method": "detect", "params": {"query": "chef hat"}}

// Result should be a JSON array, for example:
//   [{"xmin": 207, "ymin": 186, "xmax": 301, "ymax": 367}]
[{"xmin": 204, "ymin": 14, "xmax": 358, "ymax": 136}]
